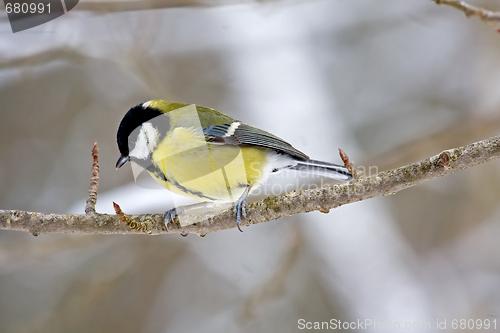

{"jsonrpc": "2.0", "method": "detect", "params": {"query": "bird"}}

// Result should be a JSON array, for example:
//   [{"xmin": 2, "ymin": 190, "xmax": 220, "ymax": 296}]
[{"xmin": 116, "ymin": 100, "xmax": 352, "ymax": 232}]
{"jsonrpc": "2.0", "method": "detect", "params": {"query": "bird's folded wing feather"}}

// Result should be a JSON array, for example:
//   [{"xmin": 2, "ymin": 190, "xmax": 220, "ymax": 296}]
[{"xmin": 203, "ymin": 122, "xmax": 309, "ymax": 161}]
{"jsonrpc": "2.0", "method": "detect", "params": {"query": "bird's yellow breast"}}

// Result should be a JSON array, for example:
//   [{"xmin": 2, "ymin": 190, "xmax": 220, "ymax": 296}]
[{"xmin": 150, "ymin": 127, "xmax": 268, "ymax": 203}]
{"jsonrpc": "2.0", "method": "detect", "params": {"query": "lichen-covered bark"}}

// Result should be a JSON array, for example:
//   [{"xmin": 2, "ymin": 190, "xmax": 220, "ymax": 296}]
[{"xmin": 1, "ymin": 136, "xmax": 500, "ymax": 236}]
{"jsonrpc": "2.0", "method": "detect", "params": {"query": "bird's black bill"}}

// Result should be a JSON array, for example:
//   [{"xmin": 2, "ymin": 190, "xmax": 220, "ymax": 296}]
[{"xmin": 116, "ymin": 155, "xmax": 130, "ymax": 169}]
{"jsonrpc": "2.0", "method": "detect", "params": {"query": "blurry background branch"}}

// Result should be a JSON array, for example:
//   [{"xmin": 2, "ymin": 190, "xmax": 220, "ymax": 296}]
[
  {"xmin": 74, "ymin": 0, "xmax": 289, "ymax": 12},
  {"xmin": 0, "ymin": 49, "xmax": 86, "ymax": 69},
  {"xmin": 1, "ymin": 135, "xmax": 499, "ymax": 237},
  {"xmin": 433, "ymin": 0, "xmax": 500, "ymax": 26},
  {"xmin": 55, "ymin": 0, "xmax": 500, "ymax": 23}
]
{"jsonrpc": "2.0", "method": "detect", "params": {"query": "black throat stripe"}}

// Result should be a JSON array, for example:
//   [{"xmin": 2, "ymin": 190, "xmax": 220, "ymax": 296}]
[{"xmin": 146, "ymin": 164, "xmax": 219, "ymax": 201}]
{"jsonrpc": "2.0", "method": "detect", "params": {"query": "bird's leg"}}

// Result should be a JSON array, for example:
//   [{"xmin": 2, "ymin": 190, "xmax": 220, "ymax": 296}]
[
  {"xmin": 164, "ymin": 202, "xmax": 216, "ymax": 230},
  {"xmin": 233, "ymin": 185, "xmax": 252, "ymax": 232},
  {"xmin": 164, "ymin": 185, "xmax": 252, "ymax": 233}
]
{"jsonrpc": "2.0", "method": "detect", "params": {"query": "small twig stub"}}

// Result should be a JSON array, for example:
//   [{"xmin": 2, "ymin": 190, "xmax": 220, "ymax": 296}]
[
  {"xmin": 85, "ymin": 141, "xmax": 100, "ymax": 215},
  {"xmin": 113, "ymin": 202, "xmax": 153, "ymax": 234},
  {"xmin": 339, "ymin": 148, "xmax": 363, "ymax": 180}
]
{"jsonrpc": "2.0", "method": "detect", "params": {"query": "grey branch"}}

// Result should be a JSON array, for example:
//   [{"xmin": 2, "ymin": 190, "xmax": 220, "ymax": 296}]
[
  {"xmin": 1, "ymin": 135, "xmax": 499, "ymax": 236},
  {"xmin": 433, "ymin": 0, "xmax": 500, "ymax": 26},
  {"xmin": 74, "ymin": 0, "xmax": 289, "ymax": 13}
]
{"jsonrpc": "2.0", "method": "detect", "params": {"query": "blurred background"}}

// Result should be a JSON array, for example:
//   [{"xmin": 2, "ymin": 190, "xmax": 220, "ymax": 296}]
[{"xmin": 1, "ymin": 0, "xmax": 500, "ymax": 332}]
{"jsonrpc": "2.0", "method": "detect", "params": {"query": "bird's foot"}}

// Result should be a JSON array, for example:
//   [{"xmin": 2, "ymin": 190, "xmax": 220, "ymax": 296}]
[
  {"xmin": 164, "ymin": 207, "xmax": 179, "ymax": 231},
  {"xmin": 233, "ymin": 199, "xmax": 247, "ymax": 232},
  {"xmin": 233, "ymin": 185, "xmax": 252, "ymax": 232}
]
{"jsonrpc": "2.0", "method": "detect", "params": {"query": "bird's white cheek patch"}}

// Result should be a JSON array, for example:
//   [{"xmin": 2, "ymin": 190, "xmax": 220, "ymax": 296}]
[{"xmin": 129, "ymin": 122, "xmax": 159, "ymax": 160}]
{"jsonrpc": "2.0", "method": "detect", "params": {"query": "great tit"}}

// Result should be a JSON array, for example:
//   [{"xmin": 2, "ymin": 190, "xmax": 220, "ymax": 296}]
[{"xmin": 116, "ymin": 100, "xmax": 352, "ymax": 231}]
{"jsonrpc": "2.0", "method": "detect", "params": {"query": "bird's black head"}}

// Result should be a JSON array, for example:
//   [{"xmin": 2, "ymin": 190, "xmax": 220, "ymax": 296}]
[{"xmin": 116, "ymin": 103, "xmax": 163, "ymax": 169}]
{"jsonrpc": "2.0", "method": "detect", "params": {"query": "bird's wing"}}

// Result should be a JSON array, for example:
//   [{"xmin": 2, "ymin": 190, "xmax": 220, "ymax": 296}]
[{"xmin": 203, "ymin": 122, "xmax": 309, "ymax": 161}]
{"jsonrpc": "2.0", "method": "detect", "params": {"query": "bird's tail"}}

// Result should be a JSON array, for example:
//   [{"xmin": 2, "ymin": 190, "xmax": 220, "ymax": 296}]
[{"xmin": 288, "ymin": 159, "xmax": 352, "ymax": 181}]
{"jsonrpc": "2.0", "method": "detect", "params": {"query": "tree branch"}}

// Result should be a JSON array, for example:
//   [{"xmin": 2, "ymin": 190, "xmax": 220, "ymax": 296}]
[
  {"xmin": 74, "ymin": 0, "xmax": 288, "ymax": 13},
  {"xmin": 433, "ymin": 0, "xmax": 500, "ymax": 27},
  {"xmin": 1, "ymin": 135, "xmax": 499, "ymax": 236}
]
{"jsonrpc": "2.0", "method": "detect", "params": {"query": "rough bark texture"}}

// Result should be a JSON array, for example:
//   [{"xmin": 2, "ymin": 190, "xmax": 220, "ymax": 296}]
[{"xmin": 1, "ymin": 136, "xmax": 499, "ymax": 236}]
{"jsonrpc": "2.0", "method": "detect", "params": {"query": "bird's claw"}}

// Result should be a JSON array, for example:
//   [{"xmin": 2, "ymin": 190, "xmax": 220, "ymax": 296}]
[
  {"xmin": 233, "ymin": 196, "xmax": 247, "ymax": 233},
  {"xmin": 164, "ymin": 207, "xmax": 178, "ymax": 231}
]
